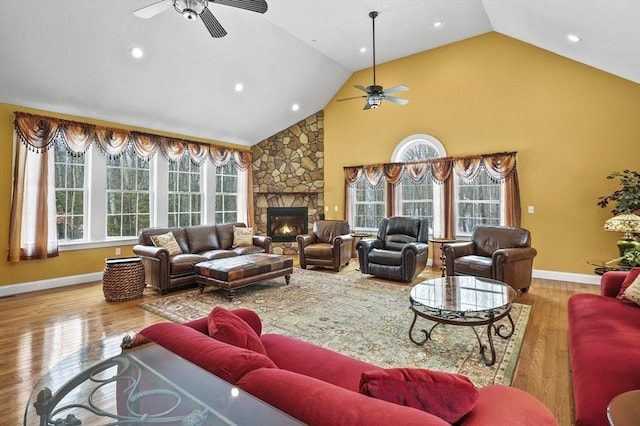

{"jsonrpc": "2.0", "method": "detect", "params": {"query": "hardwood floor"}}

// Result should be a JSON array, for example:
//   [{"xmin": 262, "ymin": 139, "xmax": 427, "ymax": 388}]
[{"xmin": 1, "ymin": 260, "xmax": 598, "ymax": 425}]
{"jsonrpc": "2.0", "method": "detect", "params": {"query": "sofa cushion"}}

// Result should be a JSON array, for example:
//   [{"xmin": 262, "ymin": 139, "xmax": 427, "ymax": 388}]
[
  {"xmin": 150, "ymin": 231, "xmax": 183, "ymax": 256},
  {"xmin": 621, "ymin": 273, "xmax": 640, "ymax": 305},
  {"xmin": 140, "ymin": 322, "xmax": 275, "ymax": 384},
  {"xmin": 185, "ymin": 225, "xmax": 219, "ymax": 253},
  {"xmin": 169, "ymin": 253, "xmax": 207, "ymax": 276},
  {"xmin": 617, "ymin": 267, "xmax": 640, "ymax": 299},
  {"xmin": 359, "ymin": 368, "xmax": 479, "ymax": 424},
  {"xmin": 208, "ymin": 306, "xmax": 268, "ymax": 355},
  {"xmin": 216, "ymin": 222, "xmax": 239, "ymax": 249},
  {"xmin": 233, "ymin": 226, "xmax": 254, "ymax": 247},
  {"xmin": 261, "ymin": 333, "xmax": 378, "ymax": 392},
  {"xmin": 236, "ymin": 368, "xmax": 450, "ymax": 426}
]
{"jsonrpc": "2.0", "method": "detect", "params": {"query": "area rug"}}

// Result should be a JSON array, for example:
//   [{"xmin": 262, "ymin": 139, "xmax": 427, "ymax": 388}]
[{"xmin": 140, "ymin": 268, "xmax": 530, "ymax": 387}]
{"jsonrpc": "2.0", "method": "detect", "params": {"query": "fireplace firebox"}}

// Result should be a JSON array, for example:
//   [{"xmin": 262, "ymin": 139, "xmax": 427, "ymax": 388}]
[{"xmin": 267, "ymin": 207, "xmax": 308, "ymax": 242}]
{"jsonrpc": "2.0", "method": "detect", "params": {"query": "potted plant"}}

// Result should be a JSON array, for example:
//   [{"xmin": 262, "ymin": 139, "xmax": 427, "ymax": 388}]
[{"xmin": 597, "ymin": 170, "xmax": 640, "ymax": 215}]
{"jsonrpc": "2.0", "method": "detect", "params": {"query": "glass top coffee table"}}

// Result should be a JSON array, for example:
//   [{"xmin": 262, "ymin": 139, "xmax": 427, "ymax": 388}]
[
  {"xmin": 25, "ymin": 339, "xmax": 303, "ymax": 425},
  {"xmin": 409, "ymin": 276, "xmax": 518, "ymax": 366}
]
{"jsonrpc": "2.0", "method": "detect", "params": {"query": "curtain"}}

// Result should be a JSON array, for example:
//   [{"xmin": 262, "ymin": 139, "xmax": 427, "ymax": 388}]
[
  {"xmin": 343, "ymin": 151, "xmax": 520, "ymax": 236},
  {"xmin": 9, "ymin": 112, "xmax": 252, "ymax": 262}
]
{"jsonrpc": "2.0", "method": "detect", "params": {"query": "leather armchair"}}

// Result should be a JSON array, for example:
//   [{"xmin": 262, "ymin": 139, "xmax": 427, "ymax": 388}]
[
  {"xmin": 297, "ymin": 220, "xmax": 353, "ymax": 271},
  {"xmin": 442, "ymin": 226, "xmax": 537, "ymax": 292},
  {"xmin": 356, "ymin": 217, "xmax": 429, "ymax": 282}
]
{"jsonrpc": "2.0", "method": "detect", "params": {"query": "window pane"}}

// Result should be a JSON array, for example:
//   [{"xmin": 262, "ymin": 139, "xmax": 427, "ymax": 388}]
[
  {"xmin": 214, "ymin": 160, "xmax": 238, "ymax": 224},
  {"xmin": 353, "ymin": 179, "xmax": 384, "ymax": 231},
  {"xmin": 456, "ymin": 171, "xmax": 501, "ymax": 236},
  {"xmin": 168, "ymin": 156, "xmax": 202, "ymax": 227},
  {"xmin": 54, "ymin": 140, "xmax": 86, "ymax": 241}
]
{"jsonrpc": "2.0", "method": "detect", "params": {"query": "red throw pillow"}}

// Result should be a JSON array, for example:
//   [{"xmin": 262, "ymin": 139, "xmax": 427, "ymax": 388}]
[
  {"xmin": 617, "ymin": 267, "xmax": 640, "ymax": 299},
  {"xmin": 208, "ymin": 306, "xmax": 268, "ymax": 355},
  {"xmin": 359, "ymin": 368, "xmax": 479, "ymax": 424}
]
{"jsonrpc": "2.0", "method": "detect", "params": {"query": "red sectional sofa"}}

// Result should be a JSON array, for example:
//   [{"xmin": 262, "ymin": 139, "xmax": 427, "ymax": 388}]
[
  {"xmin": 568, "ymin": 270, "xmax": 640, "ymax": 426},
  {"xmin": 140, "ymin": 307, "xmax": 558, "ymax": 426}
]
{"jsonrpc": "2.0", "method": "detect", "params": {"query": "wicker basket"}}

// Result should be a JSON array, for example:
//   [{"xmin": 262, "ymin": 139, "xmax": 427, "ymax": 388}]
[{"xmin": 102, "ymin": 257, "xmax": 146, "ymax": 302}]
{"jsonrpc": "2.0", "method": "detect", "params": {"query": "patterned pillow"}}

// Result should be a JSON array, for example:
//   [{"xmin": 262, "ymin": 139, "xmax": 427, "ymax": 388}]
[
  {"xmin": 233, "ymin": 226, "xmax": 254, "ymax": 247},
  {"xmin": 616, "ymin": 267, "xmax": 640, "ymax": 299},
  {"xmin": 621, "ymin": 274, "xmax": 640, "ymax": 305},
  {"xmin": 150, "ymin": 231, "xmax": 182, "ymax": 256}
]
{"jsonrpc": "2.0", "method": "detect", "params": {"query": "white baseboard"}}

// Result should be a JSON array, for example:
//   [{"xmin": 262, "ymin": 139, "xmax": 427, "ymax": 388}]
[
  {"xmin": 0, "ymin": 272, "xmax": 103, "ymax": 298},
  {"xmin": 0, "ymin": 267, "xmax": 601, "ymax": 298}
]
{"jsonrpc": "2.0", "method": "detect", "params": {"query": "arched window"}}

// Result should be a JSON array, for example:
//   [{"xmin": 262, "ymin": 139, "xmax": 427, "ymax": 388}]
[{"xmin": 392, "ymin": 134, "xmax": 446, "ymax": 237}]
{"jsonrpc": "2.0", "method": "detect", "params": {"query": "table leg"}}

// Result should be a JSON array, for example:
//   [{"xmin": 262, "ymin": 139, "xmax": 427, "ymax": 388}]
[{"xmin": 409, "ymin": 311, "xmax": 441, "ymax": 346}]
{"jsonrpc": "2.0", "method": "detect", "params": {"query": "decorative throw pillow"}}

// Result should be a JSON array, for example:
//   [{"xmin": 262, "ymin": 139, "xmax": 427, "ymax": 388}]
[
  {"xmin": 208, "ymin": 306, "xmax": 267, "ymax": 355},
  {"xmin": 233, "ymin": 226, "xmax": 254, "ymax": 247},
  {"xmin": 621, "ymin": 274, "xmax": 640, "ymax": 305},
  {"xmin": 150, "ymin": 231, "xmax": 182, "ymax": 256},
  {"xmin": 359, "ymin": 368, "xmax": 479, "ymax": 424},
  {"xmin": 616, "ymin": 267, "xmax": 640, "ymax": 299}
]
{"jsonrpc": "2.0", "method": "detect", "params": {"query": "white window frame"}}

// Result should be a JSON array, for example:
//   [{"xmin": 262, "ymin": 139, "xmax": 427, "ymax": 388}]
[{"xmin": 351, "ymin": 178, "xmax": 386, "ymax": 233}]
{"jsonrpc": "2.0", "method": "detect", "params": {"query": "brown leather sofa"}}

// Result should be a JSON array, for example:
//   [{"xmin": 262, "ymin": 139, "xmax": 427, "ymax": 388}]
[
  {"xmin": 442, "ymin": 226, "xmax": 537, "ymax": 292},
  {"xmin": 296, "ymin": 220, "xmax": 353, "ymax": 271},
  {"xmin": 133, "ymin": 223, "xmax": 271, "ymax": 294},
  {"xmin": 356, "ymin": 217, "xmax": 429, "ymax": 282}
]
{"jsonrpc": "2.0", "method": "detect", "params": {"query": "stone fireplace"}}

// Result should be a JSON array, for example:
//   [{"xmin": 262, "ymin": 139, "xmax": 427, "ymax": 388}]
[
  {"xmin": 251, "ymin": 111, "xmax": 324, "ymax": 255},
  {"xmin": 267, "ymin": 207, "xmax": 308, "ymax": 242}
]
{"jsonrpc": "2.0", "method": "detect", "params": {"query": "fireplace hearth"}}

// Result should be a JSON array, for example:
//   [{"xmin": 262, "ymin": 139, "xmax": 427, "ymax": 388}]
[{"xmin": 267, "ymin": 207, "xmax": 308, "ymax": 242}]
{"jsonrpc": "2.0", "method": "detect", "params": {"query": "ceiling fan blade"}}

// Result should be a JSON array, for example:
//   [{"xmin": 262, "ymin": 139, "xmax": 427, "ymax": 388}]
[
  {"xmin": 385, "ymin": 95, "xmax": 409, "ymax": 105},
  {"xmin": 354, "ymin": 85, "xmax": 371, "ymax": 94},
  {"xmin": 133, "ymin": 0, "xmax": 172, "ymax": 19},
  {"xmin": 211, "ymin": 0, "xmax": 268, "ymax": 13},
  {"xmin": 384, "ymin": 85, "xmax": 409, "ymax": 94},
  {"xmin": 201, "ymin": 8, "xmax": 228, "ymax": 38},
  {"xmin": 336, "ymin": 95, "xmax": 366, "ymax": 102},
  {"xmin": 363, "ymin": 102, "xmax": 373, "ymax": 110}
]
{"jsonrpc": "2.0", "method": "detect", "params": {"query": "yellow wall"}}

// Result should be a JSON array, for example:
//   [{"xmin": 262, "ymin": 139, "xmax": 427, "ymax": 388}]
[
  {"xmin": 0, "ymin": 104, "xmax": 244, "ymax": 287},
  {"xmin": 324, "ymin": 32, "xmax": 640, "ymax": 275}
]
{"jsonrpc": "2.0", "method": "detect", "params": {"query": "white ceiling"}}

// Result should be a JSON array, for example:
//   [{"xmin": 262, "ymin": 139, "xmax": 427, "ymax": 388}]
[{"xmin": 0, "ymin": 0, "xmax": 638, "ymax": 147}]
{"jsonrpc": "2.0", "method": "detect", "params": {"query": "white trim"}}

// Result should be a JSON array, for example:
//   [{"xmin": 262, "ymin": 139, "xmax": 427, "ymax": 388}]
[
  {"xmin": 0, "ymin": 267, "xmax": 601, "ymax": 298},
  {"xmin": 391, "ymin": 134, "xmax": 446, "ymax": 161},
  {"xmin": 0, "ymin": 272, "xmax": 103, "ymax": 297}
]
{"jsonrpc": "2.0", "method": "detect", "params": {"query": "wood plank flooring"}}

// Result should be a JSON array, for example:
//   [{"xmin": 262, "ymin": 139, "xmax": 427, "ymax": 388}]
[{"xmin": 0, "ymin": 260, "xmax": 599, "ymax": 425}]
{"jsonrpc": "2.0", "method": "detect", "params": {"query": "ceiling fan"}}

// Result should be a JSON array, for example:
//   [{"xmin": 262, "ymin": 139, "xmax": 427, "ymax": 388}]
[
  {"xmin": 133, "ymin": 0, "xmax": 268, "ymax": 38},
  {"xmin": 338, "ymin": 11, "xmax": 409, "ymax": 110}
]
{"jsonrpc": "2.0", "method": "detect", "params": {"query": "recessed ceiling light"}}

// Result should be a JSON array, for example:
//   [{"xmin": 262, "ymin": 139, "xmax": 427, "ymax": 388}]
[
  {"xmin": 235, "ymin": 83, "xmax": 243, "ymax": 92},
  {"xmin": 567, "ymin": 34, "xmax": 581, "ymax": 43},
  {"xmin": 360, "ymin": 47, "xmax": 367, "ymax": 53},
  {"xmin": 433, "ymin": 21, "xmax": 442, "ymax": 28},
  {"xmin": 130, "ymin": 47, "xmax": 144, "ymax": 58},
  {"xmin": 291, "ymin": 104, "xmax": 300, "ymax": 111}
]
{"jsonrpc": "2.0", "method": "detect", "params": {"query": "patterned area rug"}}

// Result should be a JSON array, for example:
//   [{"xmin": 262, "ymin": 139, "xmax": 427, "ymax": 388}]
[{"xmin": 140, "ymin": 268, "xmax": 530, "ymax": 387}]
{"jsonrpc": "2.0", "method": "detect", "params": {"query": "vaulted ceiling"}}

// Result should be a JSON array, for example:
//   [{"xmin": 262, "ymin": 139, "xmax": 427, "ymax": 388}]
[{"xmin": 0, "ymin": 1, "xmax": 637, "ymax": 146}]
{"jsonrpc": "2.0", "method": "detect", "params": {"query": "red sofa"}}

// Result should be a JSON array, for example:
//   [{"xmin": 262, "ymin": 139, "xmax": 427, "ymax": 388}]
[
  {"xmin": 140, "ymin": 308, "xmax": 558, "ymax": 426},
  {"xmin": 568, "ymin": 270, "xmax": 640, "ymax": 426}
]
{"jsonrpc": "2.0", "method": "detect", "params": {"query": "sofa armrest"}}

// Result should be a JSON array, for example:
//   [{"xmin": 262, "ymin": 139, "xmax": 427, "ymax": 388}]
[
  {"xmin": 492, "ymin": 247, "xmax": 538, "ymax": 264},
  {"xmin": 296, "ymin": 233, "xmax": 318, "ymax": 249},
  {"xmin": 461, "ymin": 385, "xmax": 558, "ymax": 426},
  {"xmin": 601, "ymin": 271, "xmax": 628, "ymax": 297},
  {"xmin": 252, "ymin": 235, "xmax": 272, "ymax": 253},
  {"xmin": 443, "ymin": 241, "xmax": 475, "ymax": 259},
  {"xmin": 332, "ymin": 234, "xmax": 353, "ymax": 249},
  {"xmin": 133, "ymin": 244, "xmax": 168, "ymax": 259},
  {"xmin": 356, "ymin": 238, "xmax": 383, "ymax": 274}
]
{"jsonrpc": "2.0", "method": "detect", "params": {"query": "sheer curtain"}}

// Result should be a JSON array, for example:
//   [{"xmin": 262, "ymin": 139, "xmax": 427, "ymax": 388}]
[
  {"xmin": 8, "ymin": 112, "xmax": 252, "ymax": 262},
  {"xmin": 343, "ymin": 151, "xmax": 520, "ymax": 238}
]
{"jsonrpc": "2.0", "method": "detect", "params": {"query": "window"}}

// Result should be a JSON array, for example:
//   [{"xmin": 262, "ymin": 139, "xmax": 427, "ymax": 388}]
[
  {"xmin": 456, "ymin": 170, "xmax": 501, "ymax": 236},
  {"xmin": 353, "ymin": 178, "xmax": 385, "ymax": 232},
  {"xmin": 54, "ymin": 140, "xmax": 86, "ymax": 241},
  {"xmin": 393, "ymin": 134, "xmax": 446, "ymax": 236},
  {"xmin": 168, "ymin": 156, "xmax": 202, "ymax": 227},
  {"xmin": 106, "ymin": 147, "xmax": 150, "ymax": 237},
  {"xmin": 214, "ymin": 160, "xmax": 238, "ymax": 224}
]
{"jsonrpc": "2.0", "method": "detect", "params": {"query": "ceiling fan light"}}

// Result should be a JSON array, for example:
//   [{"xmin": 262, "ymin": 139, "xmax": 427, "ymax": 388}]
[
  {"xmin": 368, "ymin": 95, "xmax": 383, "ymax": 108},
  {"xmin": 174, "ymin": 0, "xmax": 208, "ymax": 20}
]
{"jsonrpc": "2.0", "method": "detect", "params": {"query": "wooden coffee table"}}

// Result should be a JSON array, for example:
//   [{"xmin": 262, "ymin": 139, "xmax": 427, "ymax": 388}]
[
  {"xmin": 409, "ymin": 276, "xmax": 517, "ymax": 366},
  {"xmin": 195, "ymin": 253, "xmax": 293, "ymax": 300}
]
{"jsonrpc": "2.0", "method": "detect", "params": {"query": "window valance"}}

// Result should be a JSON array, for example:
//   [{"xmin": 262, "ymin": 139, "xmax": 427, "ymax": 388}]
[
  {"xmin": 14, "ymin": 112, "xmax": 251, "ymax": 169},
  {"xmin": 344, "ymin": 151, "xmax": 517, "ymax": 186}
]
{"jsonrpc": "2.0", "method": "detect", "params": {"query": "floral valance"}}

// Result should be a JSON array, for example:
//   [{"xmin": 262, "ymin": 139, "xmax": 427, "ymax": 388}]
[
  {"xmin": 344, "ymin": 151, "xmax": 517, "ymax": 186},
  {"xmin": 14, "ymin": 112, "xmax": 251, "ymax": 169}
]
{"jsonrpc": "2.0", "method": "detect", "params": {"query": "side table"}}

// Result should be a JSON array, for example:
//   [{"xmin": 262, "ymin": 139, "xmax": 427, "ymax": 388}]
[
  {"xmin": 429, "ymin": 238, "xmax": 459, "ymax": 276},
  {"xmin": 351, "ymin": 232, "xmax": 374, "ymax": 258},
  {"xmin": 102, "ymin": 257, "xmax": 145, "ymax": 302}
]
